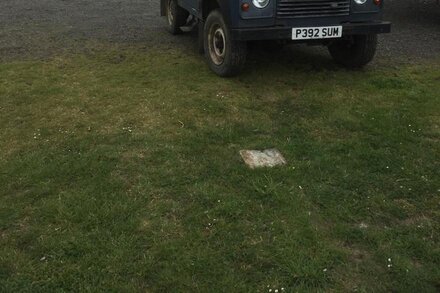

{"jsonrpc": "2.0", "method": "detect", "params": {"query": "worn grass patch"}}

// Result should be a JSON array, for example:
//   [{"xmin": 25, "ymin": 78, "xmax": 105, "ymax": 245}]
[{"xmin": 0, "ymin": 47, "xmax": 439, "ymax": 291}]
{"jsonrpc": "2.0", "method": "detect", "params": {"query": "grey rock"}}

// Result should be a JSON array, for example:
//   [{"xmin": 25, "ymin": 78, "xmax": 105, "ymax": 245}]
[{"xmin": 240, "ymin": 149, "xmax": 287, "ymax": 169}]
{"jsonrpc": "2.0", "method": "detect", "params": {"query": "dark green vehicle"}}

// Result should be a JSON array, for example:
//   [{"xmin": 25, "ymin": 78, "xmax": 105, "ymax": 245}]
[{"xmin": 161, "ymin": 0, "xmax": 391, "ymax": 77}]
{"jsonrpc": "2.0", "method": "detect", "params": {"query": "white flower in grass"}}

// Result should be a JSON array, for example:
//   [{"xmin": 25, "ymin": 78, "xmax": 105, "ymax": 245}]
[{"xmin": 359, "ymin": 223, "xmax": 368, "ymax": 229}]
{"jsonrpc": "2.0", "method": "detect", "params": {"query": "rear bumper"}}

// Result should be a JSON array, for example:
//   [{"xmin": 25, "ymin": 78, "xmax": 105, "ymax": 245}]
[{"xmin": 231, "ymin": 21, "xmax": 391, "ymax": 41}]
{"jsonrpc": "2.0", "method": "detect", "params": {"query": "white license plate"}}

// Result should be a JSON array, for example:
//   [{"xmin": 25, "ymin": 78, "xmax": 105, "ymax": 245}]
[{"xmin": 292, "ymin": 26, "xmax": 343, "ymax": 40}]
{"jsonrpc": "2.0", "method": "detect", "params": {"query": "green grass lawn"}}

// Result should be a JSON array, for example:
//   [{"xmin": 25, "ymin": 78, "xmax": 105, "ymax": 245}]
[{"xmin": 1, "ymin": 46, "xmax": 439, "ymax": 292}]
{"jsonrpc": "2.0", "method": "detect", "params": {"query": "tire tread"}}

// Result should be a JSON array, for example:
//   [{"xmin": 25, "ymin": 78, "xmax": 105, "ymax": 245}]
[
  {"xmin": 329, "ymin": 34, "xmax": 378, "ymax": 69},
  {"xmin": 166, "ymin": 0, "xmax": 188, "ymax": 35}
]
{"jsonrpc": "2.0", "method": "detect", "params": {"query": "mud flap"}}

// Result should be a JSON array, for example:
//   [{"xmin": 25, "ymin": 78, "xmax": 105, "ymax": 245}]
[
  {"xmin": 198, "ymin": 21, "xmax": 204, "ymax": 54},
  {"xmin": 160, "ymin": 0, "xmax": 167, "ymax": 16}
]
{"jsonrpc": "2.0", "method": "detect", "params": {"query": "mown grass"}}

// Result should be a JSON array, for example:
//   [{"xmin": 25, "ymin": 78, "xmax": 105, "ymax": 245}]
[{"xmin": 0, "ymin": 46, "xmax": 439, "ymax": 292}]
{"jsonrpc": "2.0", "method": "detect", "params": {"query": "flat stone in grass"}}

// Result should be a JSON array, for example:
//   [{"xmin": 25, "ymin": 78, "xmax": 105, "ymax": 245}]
[{"xmin": 239, "ymin": 149, "xmax": 287, "ymax": 169}]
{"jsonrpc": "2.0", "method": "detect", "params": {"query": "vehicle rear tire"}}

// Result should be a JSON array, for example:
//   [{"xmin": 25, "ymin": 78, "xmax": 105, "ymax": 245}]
[
  {"xmin": 166, "ymin": 0, "xmax": 189, "ymax": 35},
  {"xmin": 328, "ymin": 34, "xmax": 377, "ymax": 69},
  {"xmin": 204, "ymin": 10, "xmax": 247, "ymax": 77}
]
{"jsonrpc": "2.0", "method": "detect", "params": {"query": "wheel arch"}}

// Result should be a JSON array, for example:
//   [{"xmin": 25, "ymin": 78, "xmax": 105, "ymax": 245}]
[{"xmin": 198, "ymin": 0, "xmax": 231, "ymax": 25}]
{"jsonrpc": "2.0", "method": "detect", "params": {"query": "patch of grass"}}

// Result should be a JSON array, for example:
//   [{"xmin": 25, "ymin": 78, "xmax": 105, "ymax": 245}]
[{"xmin": 0, "ymin": 46, "xmax": 439, "ymax": 291}]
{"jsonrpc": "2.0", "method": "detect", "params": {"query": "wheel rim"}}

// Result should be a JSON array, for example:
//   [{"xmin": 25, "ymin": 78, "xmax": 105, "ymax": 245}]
[
  {"xmin": 167, "ymin": 0, "xmax": 174, "ymax": 26},
  {"xmin": 208, "ymin": 24, "xmax": 226, "ymax": 66}
]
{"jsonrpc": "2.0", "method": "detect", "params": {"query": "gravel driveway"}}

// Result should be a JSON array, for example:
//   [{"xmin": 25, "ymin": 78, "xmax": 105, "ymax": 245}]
[{"xmin": 0, "ymin": 0, "xmax": 439, "ymax": 62}]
